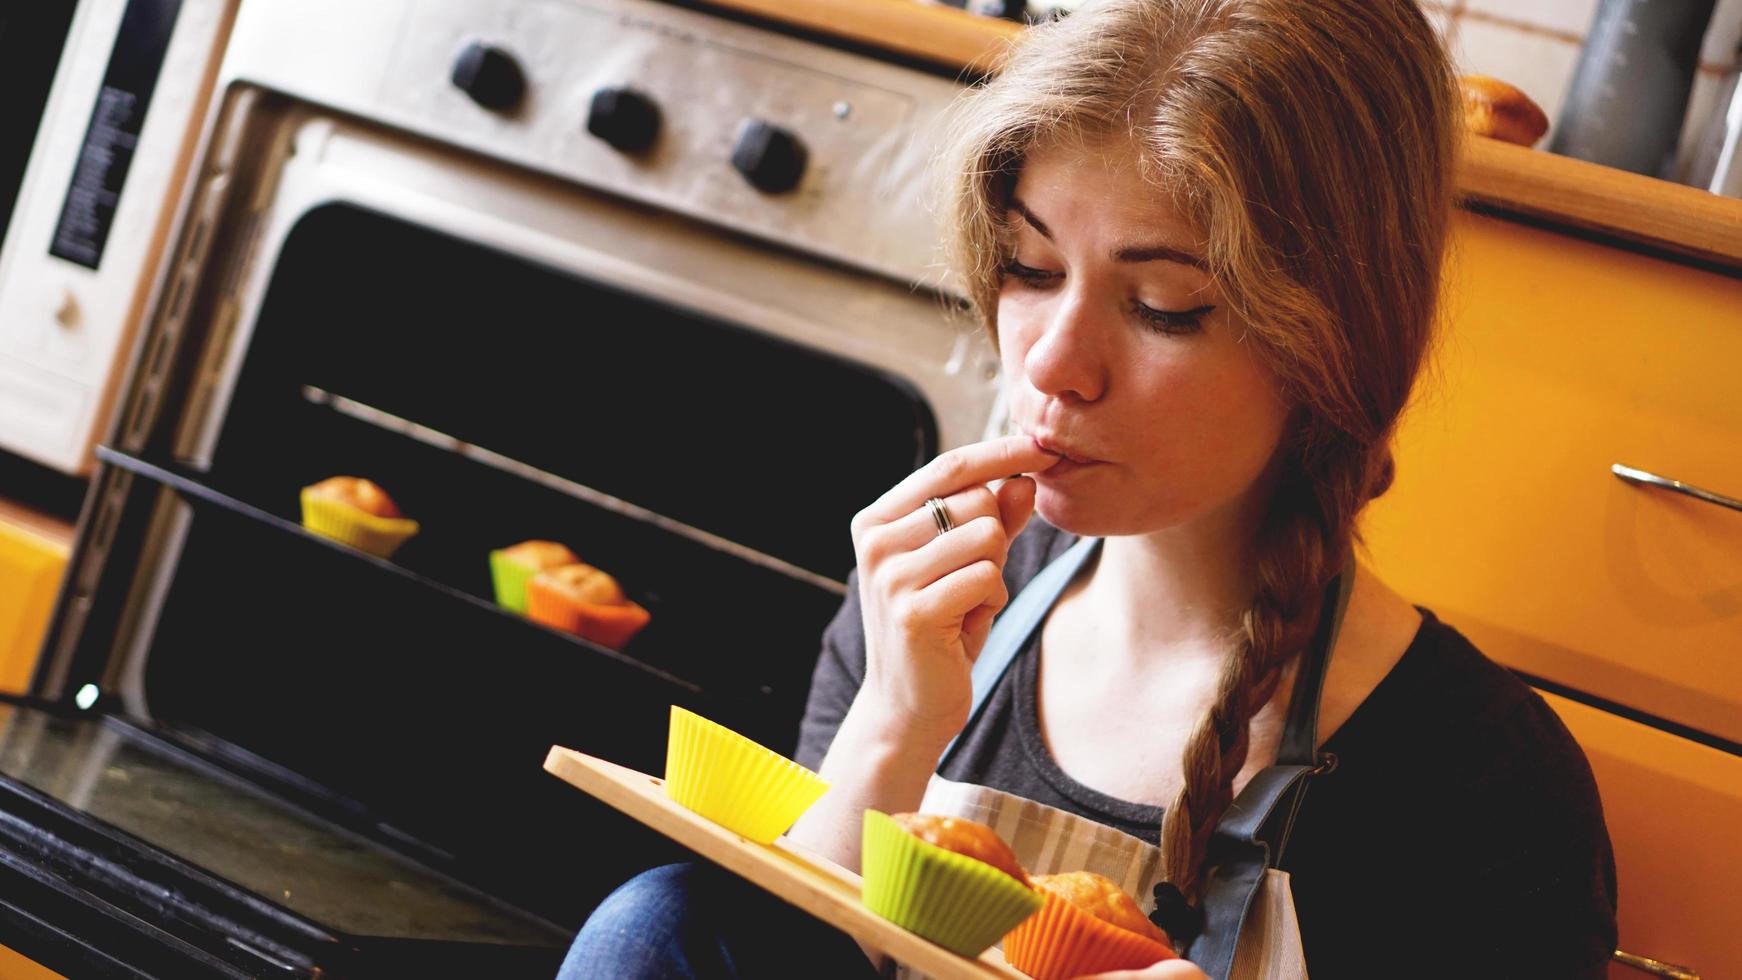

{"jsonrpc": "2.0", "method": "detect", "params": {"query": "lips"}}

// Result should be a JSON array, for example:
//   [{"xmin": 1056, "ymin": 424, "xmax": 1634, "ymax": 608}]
[{"xmin": 1027, "ymin": 433, "xmax": 1102, "ymax": 466}]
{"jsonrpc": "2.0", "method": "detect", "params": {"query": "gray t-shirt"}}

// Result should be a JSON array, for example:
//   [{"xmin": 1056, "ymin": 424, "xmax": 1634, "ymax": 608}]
[{"xmin": 793, "ymin": 518, "xmax": 1618, "ymax": 976}]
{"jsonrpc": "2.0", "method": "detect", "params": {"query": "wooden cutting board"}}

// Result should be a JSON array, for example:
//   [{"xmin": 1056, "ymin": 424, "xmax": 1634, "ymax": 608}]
[{"xmin": 543, "ymin": 745, "xmax": 1027, "ymax": 980}]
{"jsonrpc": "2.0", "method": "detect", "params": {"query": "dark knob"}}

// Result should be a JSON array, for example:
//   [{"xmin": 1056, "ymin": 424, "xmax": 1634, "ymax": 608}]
[
  {"xmin": 587, "ymin": 87, "xmax": 662, "ymax": 154},
  {"xmin": 730, "ymin": 119, "xmax": 807, "ymax": 194},
  {"xmin": 450, "ymin": 42, "xmax": 525, "ymax": 112}
]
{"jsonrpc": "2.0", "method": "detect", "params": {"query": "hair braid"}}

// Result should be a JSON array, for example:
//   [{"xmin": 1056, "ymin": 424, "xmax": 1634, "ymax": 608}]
[{"xmin": 1158, "ymin": 455, "xmax": 1341, "ymax": 900}]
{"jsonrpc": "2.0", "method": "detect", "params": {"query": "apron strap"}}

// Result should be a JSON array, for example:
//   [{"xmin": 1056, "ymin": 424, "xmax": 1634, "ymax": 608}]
[
  {"xmin": 935, "ymin": 536, "xmax": 1100, "ymax": 772},
  {"xmin": 1276, "ymin": 555, "xmax": 1357, "ymax": 767},
  {"xmin": 1186, "ymin": 554, "xmax": 1357, "ymax": 979}
]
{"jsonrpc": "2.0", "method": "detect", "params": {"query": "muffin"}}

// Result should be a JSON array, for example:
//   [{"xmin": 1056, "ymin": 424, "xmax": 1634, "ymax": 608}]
[
  {"xmin": 860, "ymin": 811, "xmax": 1044, "ymax": 957},
  {"xmin": 889, "ymin": 813, "xmax": 1030, "ymax": 887},
  {"xmin": 299, "ymin": 477, "xmax": 419, "ymax": 558},
  {"xmin": 1459, "ymin": 75, "xmax": 1549, "ymax": 147},
  {"xmin": 663, "ymin": 705, "xmax": 830, "ymax": 844},
  {"xmin": 1003, "ymin": 871, "xmax": 1176, "ymax": 980},
  {"xmin": 525, "ymin": 562, "xmax": 650, "ymax": 649},
  {"xmin": 489, "ymin": 540, "xmax": 580, "ymax": 613}
]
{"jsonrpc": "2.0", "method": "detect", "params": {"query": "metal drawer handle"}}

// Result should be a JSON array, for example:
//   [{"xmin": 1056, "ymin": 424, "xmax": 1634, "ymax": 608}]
[
  {"xmin": 1612, "ymin": 463, "xmax": 1742, "ymax": 514},
  {"xmin": 1613, "ymin": 948, "xmax": 1699, "ymax": 978}
]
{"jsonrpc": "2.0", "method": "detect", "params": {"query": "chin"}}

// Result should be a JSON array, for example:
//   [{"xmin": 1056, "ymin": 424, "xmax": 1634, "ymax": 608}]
[{"xmin": 1032, "ymin": 485, "xmax": 1135, "ymax": 539}]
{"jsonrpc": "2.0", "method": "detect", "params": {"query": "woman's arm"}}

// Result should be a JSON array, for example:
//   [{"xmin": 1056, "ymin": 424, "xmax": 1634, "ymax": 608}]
[{"xmin": 787, "ymin": 436, "xmax": 1052, "ymax": 871}]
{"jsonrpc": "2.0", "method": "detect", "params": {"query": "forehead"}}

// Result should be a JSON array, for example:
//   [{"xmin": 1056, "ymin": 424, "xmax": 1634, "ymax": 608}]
[{"xmin": 1012, "ymin": 137, "xmax": 1201, "ymax": 246}]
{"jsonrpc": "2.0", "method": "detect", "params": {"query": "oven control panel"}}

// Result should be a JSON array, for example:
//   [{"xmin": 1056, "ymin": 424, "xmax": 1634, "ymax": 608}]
[{"xmin": 223, "ymin": 0, "xmax": 971, "ymax": 289}]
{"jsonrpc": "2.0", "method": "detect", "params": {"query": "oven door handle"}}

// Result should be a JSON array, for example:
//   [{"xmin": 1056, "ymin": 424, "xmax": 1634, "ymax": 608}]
[{"xmin": 1613, "ymin": 948, "xmax": 1700, "ymax": 978}]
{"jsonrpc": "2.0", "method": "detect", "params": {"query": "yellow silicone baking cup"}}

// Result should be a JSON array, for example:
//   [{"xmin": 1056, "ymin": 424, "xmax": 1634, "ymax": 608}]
[
  {"xmin": 663, "ymin": 705, "xmax": 830, "ymax": 844},
  {"xmin": 299, "ymin": 489, "xmax": 420, "ymax": 559},
  {"xmin": 861, "ymin": 809, "xmax": 1044, "ymax": 958},
  {"xmin": 1002, "ymin": 888, "xmax": 1177, "ymax": 980}
]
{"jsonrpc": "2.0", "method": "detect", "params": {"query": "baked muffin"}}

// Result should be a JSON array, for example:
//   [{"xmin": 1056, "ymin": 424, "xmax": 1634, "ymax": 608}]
[
  {"xmin": 525, "ymin": 562, "xmax": 650, "ymax": 649},
  {"xmin": 1004, "ymin": 871, "xmax": 1176, "ymax": 979},
  {"xmin": 489, "ymin": 540, "xmax": 581, "ymax": 613},
  {"xmin": 299, "ymin": 477, "xmax": 419, "ymax": 558},
  {"xmin": 890, "ymin": 812, "xmax": 1030, "ymax": 886},
  {"xmin": 1032, "ymin": 871, "xmax": 1172, "ymax": 947},
  {"xmin": 1459, "ymin": 75, "xmax": 1549, "ymax": 147},
  {"xmin": 304, "ymin": 476, "xmax": 402, "ymax": 517}
]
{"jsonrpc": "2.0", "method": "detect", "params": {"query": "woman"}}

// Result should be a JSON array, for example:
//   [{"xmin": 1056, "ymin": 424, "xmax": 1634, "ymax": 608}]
[{"xmin": 562, "ymin": 0, "xmax": 1617, "ymax": 975}]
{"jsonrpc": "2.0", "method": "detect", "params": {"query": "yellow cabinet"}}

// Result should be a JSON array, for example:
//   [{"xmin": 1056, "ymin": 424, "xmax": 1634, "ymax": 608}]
[
  {"xmin": 1363, "ymin": 210, "xmax": 1742, "ymax": 744},
  {"xmin": 1540, "ymin": 691, "xmax": 1739, "ymax": 980},
  {"xmin": 0, "ymin": 507, "xmax": 70, "ymax": 695}
]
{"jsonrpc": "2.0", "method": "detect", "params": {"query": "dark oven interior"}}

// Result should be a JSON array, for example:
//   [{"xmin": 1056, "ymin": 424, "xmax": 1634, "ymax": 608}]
[{"xmin": 19, "ymin": 199, "xmax": 942, "ymax": 967}]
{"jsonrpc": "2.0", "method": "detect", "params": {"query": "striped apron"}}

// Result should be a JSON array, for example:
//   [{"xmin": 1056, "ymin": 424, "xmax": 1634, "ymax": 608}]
[{"xmin": 893, "ymin": 536, "xmax": 1352, "ymax": 980}]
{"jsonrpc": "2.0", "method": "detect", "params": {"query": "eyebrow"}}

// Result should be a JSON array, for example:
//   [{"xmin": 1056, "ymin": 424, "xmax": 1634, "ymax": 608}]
[{"xmin": 1010, "ymin": 197, "xmax": 1209, "ymax": 272}]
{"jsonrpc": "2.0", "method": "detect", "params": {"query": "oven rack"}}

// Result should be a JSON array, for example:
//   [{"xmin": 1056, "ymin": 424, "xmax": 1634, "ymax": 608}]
[
  {"xmin": 299, "ymin": 386, "xmax": 849, "ymax": 598},
  {"xmin": 94, "ymin": 446, "xmax": 704, "ymax": 697}
]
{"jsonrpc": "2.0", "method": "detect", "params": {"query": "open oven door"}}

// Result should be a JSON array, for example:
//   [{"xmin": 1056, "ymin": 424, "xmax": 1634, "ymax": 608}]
[{"xmin": 6, "ymin": 88, "xmax": 994, "ymax": 979}]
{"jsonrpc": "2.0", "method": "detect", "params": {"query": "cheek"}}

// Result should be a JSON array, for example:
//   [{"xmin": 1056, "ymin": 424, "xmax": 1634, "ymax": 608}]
[
  {"xmin": 1127, "ymin": 348, "xmax": 1289, "ymax": 465},
  {"xmin": 993, "ymin": 300, "xmax": 1036, "ymax": 384}
]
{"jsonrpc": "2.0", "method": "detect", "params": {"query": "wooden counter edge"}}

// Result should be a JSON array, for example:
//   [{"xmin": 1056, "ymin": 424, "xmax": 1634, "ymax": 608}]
[
  {"xmin": 0, "ymin": 499, "xmax": 74, "ymax": 552},
  {"xmin": 1460, "ymin": 136, "xmax": 1742, "ymax": 271},
  {"xmin": 692, "ymin": 0, "xmax": 1022, "ymax": 75},
  {"xmin": 689, "ymin": 0, "xmax": 1742, "ymax": 272}
]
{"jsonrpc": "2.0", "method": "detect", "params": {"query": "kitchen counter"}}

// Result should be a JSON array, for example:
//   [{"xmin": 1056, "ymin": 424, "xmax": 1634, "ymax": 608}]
[{"xmin": 693, "ymin": 0, "xmax": 1742, "ymax": 273}]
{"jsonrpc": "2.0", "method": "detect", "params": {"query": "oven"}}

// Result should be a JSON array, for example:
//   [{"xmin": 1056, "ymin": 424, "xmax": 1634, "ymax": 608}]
[{"xmin": 3, "ymin": 0, "xmax": 999, "ymax": 975}]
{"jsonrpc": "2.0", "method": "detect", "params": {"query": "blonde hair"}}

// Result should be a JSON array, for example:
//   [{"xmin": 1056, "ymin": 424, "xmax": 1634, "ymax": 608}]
[{"xmin": 943, "ymin": 0, "xmax": 1460, "ymax": 906}]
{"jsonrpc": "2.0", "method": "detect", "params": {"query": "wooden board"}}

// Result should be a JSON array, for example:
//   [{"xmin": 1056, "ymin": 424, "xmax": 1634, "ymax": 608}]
[{"xmin": 543, "ymin": 745, "xmax": 1026, "ymax": 980}]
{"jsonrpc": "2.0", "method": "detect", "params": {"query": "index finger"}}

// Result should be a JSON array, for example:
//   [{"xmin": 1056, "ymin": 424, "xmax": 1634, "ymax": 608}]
[{"xmin": 862, "ymin": 436, "xmax": 1058, "ymax": 525}]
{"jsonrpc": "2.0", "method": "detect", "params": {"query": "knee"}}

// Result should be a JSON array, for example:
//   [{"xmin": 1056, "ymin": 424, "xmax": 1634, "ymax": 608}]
[
  {"xmin": 588, "ymin": 862, "xmax": 704, "ymax": 939},
  {"xmin": 559, "ymin": 863, "xmax": 719, "ymax": 979}
]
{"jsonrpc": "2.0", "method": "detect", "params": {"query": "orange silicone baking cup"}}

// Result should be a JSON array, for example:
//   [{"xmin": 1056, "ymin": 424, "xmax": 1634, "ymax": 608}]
[
  {"xmin": 524, "ymin": 577, "xmax": 651, "ymax": 649},
  {"xmin": 1002, "ymin": 889, "xmax": 1177, "ymax": 980}
]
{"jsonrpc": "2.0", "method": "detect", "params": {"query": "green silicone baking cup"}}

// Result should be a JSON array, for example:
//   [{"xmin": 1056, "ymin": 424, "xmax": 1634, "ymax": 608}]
[
  {"xmin": 488, "ymin": 549, "xmax": 538, "ymax": 613},
  {"xmin": 860, "ymin": 810, "xmax": 1044, "ymax": 957}
]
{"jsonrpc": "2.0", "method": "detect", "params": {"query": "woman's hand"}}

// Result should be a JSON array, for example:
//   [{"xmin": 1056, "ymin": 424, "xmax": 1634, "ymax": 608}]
[
  {"xmin": 848, "ymin": 435, "xmax": 1057, "ymax": 753},
  {"xmin": 1076, "ymin": 959, "xmax": 1212, "ymax": 980}
]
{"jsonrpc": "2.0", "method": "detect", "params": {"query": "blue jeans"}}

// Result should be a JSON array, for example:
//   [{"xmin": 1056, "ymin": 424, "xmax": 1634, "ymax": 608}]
[{"xmin": 557, "ymin": 862, "xmax": 887, "ymax": 979}]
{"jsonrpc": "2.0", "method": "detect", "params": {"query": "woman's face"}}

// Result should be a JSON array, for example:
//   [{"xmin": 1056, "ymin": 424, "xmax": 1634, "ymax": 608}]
[{"xmin": 998, "ymin": 139, "xmax": 1292, "ymax": 539}]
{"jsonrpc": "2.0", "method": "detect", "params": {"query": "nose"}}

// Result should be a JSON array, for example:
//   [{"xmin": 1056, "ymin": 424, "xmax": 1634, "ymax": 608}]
[{"xmin": 1021, "ymin": 286, "xmax": 1108, "ymax": 404}]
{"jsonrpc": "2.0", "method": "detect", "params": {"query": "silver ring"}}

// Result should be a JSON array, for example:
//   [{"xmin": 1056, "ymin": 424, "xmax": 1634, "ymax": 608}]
[{"xmin": 924, "ymin": 497, "xmax": 954, "ymax": 537}]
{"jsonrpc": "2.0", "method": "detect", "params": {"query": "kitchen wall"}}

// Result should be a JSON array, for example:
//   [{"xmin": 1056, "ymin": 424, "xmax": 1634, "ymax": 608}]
[{"xmin": 1424, "ymin": 0, "xmax": 1742, "ymax": 179}]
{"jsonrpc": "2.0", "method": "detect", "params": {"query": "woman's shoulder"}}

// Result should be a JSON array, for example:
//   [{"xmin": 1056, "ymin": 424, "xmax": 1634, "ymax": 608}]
[{"xmin": 1336, "ymin": 605, "xmax": 1596, "ymax": 785}]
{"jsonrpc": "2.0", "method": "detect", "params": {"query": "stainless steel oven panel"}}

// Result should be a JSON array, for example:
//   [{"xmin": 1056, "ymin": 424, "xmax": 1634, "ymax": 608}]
[
  {"xmin": 168, "ymin": 103, "xmax": 1001, "ymax": 474},
  {"xmin": 215, "ymin": 0, "xmax": 973, "ymax": 290}
]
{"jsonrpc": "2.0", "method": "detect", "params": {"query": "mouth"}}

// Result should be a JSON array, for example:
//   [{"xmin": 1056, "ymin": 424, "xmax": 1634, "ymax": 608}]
[{"xmin": 1027, "ymin": 433, "xmax": 1101, "ymax": 466}]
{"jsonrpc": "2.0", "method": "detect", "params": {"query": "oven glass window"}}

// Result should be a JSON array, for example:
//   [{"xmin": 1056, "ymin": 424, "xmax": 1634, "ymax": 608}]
[{"xmin": 208, "ymin": 202, "xmax": 938, "ymax": 583}]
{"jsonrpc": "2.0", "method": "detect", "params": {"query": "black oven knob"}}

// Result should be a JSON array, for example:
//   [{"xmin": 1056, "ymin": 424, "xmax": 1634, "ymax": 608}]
[
  {"xmin": 451, "ymin": 42, "xmax": 525, "ymax": 112},
  {"xmin": 587, "ymin": 87, "xmax": 662, "ymax": 154},
  {"xmin": 731, "ymin": 119, "xmax": 808, "ymax": 194}
]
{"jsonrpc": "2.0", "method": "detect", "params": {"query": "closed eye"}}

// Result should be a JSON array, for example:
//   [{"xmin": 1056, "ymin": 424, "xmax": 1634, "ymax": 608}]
[
  {"xmin": 1134, "ymin": 302, "xmax": 1214, "ymax": 335},
  {"xmin": 1001, "ymin": 259, "xmax": 1059, "ymax": 287}
]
